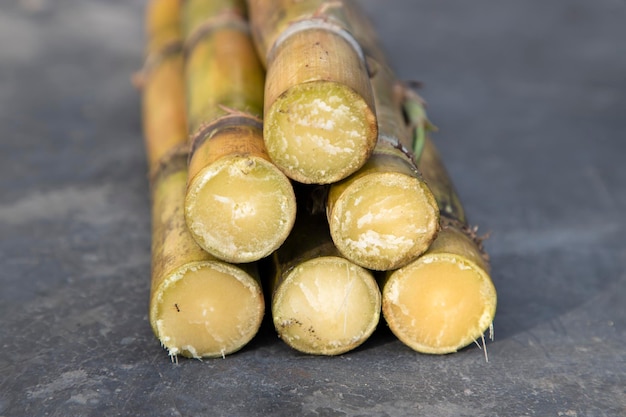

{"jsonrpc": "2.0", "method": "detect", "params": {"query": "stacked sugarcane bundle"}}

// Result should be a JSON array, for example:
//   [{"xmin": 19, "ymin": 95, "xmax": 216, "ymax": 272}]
[{"xmin": 138, "ymin": 0, "xmax": 497, "ymax": 360}]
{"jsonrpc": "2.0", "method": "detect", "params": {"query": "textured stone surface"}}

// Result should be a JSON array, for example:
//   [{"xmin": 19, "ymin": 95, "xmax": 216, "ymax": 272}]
[{"xmin": 1, "ymin": 1, "xmax": 624, "ymax": 416}]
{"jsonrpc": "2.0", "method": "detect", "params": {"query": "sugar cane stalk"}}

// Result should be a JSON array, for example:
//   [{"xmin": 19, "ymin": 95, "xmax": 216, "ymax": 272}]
[
  {"xmin": 246, "ymin": 0, "xmax": 378, "ymax": 184},
  {"xmin": 325, "ymin": 1, "xmax": 440, "ymax": 270},
  {"xmin": 140, "ymin": 0, "xmax": 188, "ymax": 173},
  {"xmin": 141, "ymin": 0, "xmax": 264, "ymax": 359},
  {"xmin": 182, "ymin": 0, "xmax": 296, "ymax": 263},
  {"xmin": 381, "ymin": 90, "xmax": 497, "ymax": 355},
  {"xmin": 270, "ymin": 184, "xmax": 381, "ymax": 355}
]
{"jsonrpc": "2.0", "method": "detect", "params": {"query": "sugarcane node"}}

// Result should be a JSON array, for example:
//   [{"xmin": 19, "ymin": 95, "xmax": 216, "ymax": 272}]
[
  {"xmin": 440, "ymin": 215, "xmax": 491, "ymax": 265},
  {"xmin": 376, "ymin": 135, "xmax": 418, "ymax": 168},
  {"xmin": 133, "ymin": 38, "xmax": 184, "ymax": 91},
  {"xmin": 148, "ymin": 144, "xmax": 189, "ymax": 191},
  {"xmin": 141, "ymin": 40, "xmax": 185, "ymax": 79},
  {"xmin": 182, "ymin": 10, "xmax": 249, "ymax": 61},
  {"xmin": 266, "ymin": 18, "xmax": 365, "ymax": 67},
  {"xmin": 189, "ymin": 114, "xmax": 263, "ymax": 158}
]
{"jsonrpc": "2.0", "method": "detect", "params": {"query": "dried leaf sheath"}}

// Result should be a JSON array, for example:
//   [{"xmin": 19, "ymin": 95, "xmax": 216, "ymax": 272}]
[
  {"xmin": 246, "ymin": 0, "xmax": 378, "ymax": 184},
  {"xmin": 182, "ymin": 0, "xmax": 296, "ymax": 263},
  {"xmin": 270, "ymin": 185, "xmax": 381, "ymax": 355},
  {"xmin": 381, "ymin": 92, "xmax": 497, "ymax": 355},
  {"xmin": 142, "ymin": 0, "xmax": 264, "ymax": 359}
]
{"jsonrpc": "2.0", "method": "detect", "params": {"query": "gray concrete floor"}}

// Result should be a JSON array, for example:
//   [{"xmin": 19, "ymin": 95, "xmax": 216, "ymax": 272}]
[{"xmin": 1, "ymin": 0, "xmax": 624, "ymax": 416}]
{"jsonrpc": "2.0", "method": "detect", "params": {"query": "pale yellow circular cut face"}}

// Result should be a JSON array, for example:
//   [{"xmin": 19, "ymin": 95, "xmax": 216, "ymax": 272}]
[
  {"xmin": 330, "ymin": 172, "xmax": 439, "ymax": 270},
  {"xmin": 383, "ymin": 255, "xmax": 496, "ymax": 354},
  {"xmin": 265, "ymin": 81, "xmax": 376, "ymax": 184},
  {"xmin": 186, "ymin": 155, "xmax": 296, "ymax": 263},
  {"xmin": 273, "ymin": 256, "xmax": 381, "ymax": 355},
  {"xmin": 155, "ymin": 263, "xmax": 264, "ymax": 359}
]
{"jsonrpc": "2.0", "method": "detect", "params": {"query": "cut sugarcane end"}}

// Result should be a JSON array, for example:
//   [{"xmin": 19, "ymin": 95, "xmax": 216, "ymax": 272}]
[
  {"xmin": 273, "ymin": 256, "xmax": 381, "ymax": 355},
  {"xmin": 265, "ymin": 81, "xmax": 377, "ymax": 184},
  {"xmin": 330, "ymin": 172, "xmax": 440, "ymax": 271},
  {"xmin": 152, "ymin": 262, "xmax": 264, "ymax": 359},
  {"xmin": 186, "ymin": 155, "xmax": 296, "ymax": 263},
  {"xmin": 383, "ymin": 254, "xmax": 497, "ymax": 354}
]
